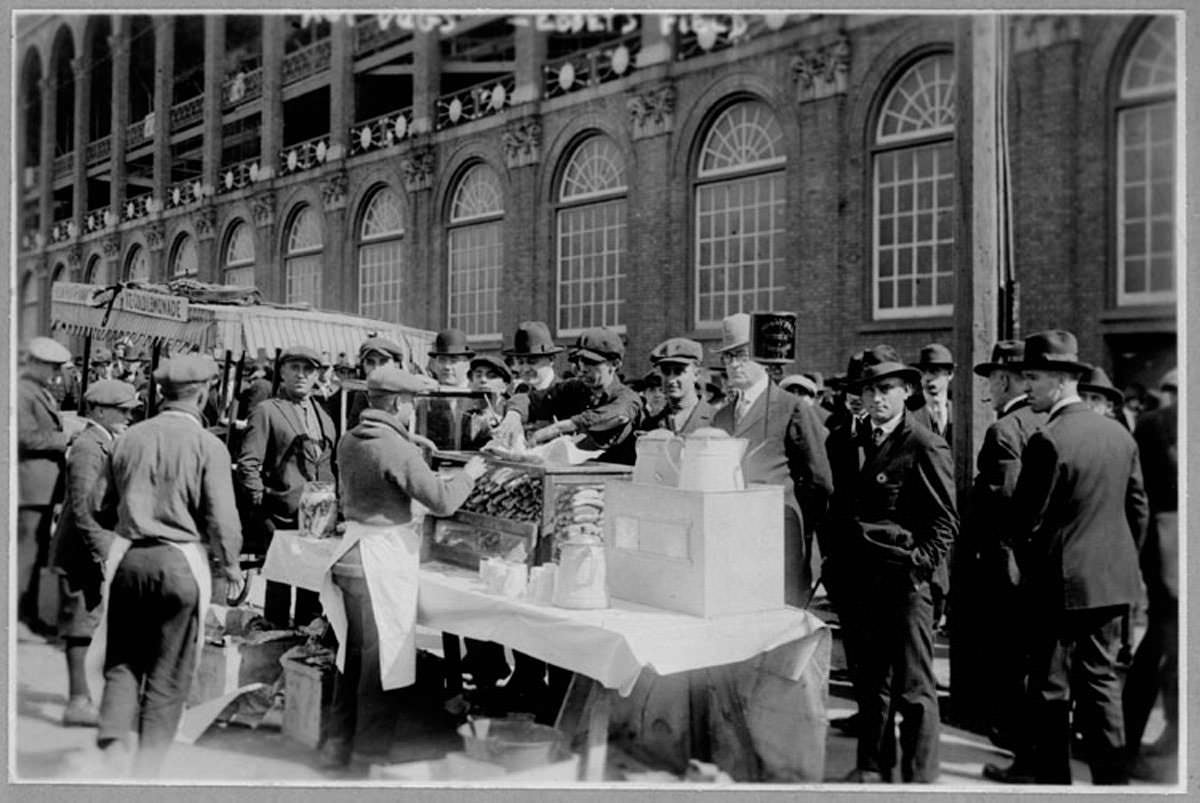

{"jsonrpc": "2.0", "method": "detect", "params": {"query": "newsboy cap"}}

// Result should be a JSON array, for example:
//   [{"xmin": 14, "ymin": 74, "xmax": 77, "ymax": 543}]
[
  {"xmin": 358, "ymin": 336, "xmax": 405, "ymax": 362},
  {"xmin": 470, "ymin": 354, "xmax": 513, "ymax": 384},
  {"xmin": 650, "ymin": 337, "xmax": 704, "ymax": 366},
  {"xmin": 90, "ymin": 345, "xmax": 113, "ymax": 365},
  {"xmin": 571, "ymin": 327, "xmax": 624, "ymax": 363},
  {"xmin": 27, "ymin": 337, "xmax": 72, "ymax": 365},
  {"xmin": 85, "ymin": 379, "xmax": 141, "ymax": 409},
  {"xmin": 366, "ymin": 365, "xmax": 430, "ymax": 395},
  {"xmin": 153, "ymin": 354, "xmax": 218, "ymax": 387},
  {"xmin": 280, "ymin": 345, "xmax": 323, "ymax": 368},
  {"xmin": 779, "ymin": 374, "xmax": 819, "ymax": 397}
]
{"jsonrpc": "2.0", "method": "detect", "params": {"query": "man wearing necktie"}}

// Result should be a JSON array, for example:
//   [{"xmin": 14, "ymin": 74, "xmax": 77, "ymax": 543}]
[
  {"xmin": 710, "ymin": 314, "xmax": 832, "ymax": 608},
  {"xmin": 911, "ymin": 343, "xmax": 955, "ymax": 444},
  {"xmin": 836, "ymin": 360, "xmax": 957, "ymax": 783},
  {"xmin": 638, "ymin": 337, "xmax": 718, "ymax": 435}
]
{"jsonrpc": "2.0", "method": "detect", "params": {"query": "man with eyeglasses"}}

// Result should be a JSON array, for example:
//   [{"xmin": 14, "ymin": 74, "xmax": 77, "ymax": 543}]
[
  {"xmin": 710, "ymin": 313, "xmax": 832, "ymax": 609},
  {"xmin": 836, "ymin": 359, "xmax": 957, "ymax": 784}
]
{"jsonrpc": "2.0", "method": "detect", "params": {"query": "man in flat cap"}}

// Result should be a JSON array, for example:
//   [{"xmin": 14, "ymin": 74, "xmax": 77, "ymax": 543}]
[
  {"xmin": 461, "ymin": 354, "xmax": 513, "ymax": 450},
  {"xmin": 17, "ymin": 336, "xmax": 74, "ymax": 641},
  {"xmin": 640, "ymin": 338, "xmax": 717, "ymax": 435},
  {"xmin": 779, "ymin": 374, "xmax": 830, "ymax": 427},
  {"xmin": 1123, "ymin": 366, "xmax": 1179, "ymax": 778},
  {"xmin": 318, "ymin": 366, "xmax": 486, "ymax": 767},
  {"xmin": 47, "ymin": 379, "xmax": 140, "ymax": 727},
  {"xmin": 236, "ymin": 345, "xmax": 336, "ymax": 627},
  {"xmin": 712, "ymin": 314, "xmax": 832, "ymax": 608},
  {"xmin": 991, "ymin": 330, "xmax": 1147, "ymax": 785},
  {"xmin": 339, "ymin": 335, "xmax": 408, "ymax": 432},
  {"xmin": 954, "ymin": 341, "xmax": 1047, "ymax": 759},
  {"xmin": 911, "ymin": 343, "xmax": 954, "ymax": 444},
  {"xmin": 93, "ymin": 355, "xmax": 243, "ymax": 777},
  {"xmin": 835, "ymin": 358, "xmax": 957, "ymax": 783}
]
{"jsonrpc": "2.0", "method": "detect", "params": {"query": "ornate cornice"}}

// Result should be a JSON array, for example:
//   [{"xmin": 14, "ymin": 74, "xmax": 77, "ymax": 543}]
[
  {"xmin": 1012, "ymin": 15, "xmax": 1083, "ymax": 54},
  {"xmin": 321, "ymin": 169, "xmax": 349, "ymax": 211},
  {"xmin": 252, "ymin": 191, "xmax": 276, "ymax": 228},
  {"xmin": 790, "ymin": 33, "xmax": 851, "ymax": 103},
  {"xmin": 502, "ymin": 118, "xmax": 542, "ymax": 168},
  {"xmin": 401, "ymin": 145, "xmax": 436, "ymax": 193},
  {"xmin": 627, "ymin": 83, "xmax": 677, "ymax": 140}
]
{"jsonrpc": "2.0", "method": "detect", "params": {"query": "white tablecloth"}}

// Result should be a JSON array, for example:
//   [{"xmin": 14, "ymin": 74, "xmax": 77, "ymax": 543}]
[{"xmin": 264, "ymin": 532, "xmax": 826, "ymax": 695}]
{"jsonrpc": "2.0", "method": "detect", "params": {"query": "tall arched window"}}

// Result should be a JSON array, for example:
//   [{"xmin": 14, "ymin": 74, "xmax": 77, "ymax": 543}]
[
  {"xmin": 694, "ymin": 100, "xmax": 786, "ymax": 326},
  {"xmin": 223, "ymin": 220, "xmax": 255, "ymax": 287},
  {"xmin": 284, "ymin": 204, "xmax": 323, "ymax": 306},
  {"xmin": 20, "ymin": 270, "xmax": 40, "ymax": 341},
  {"xmin": 125, "ymin": 244, "xmax": 150, "ymax": 282},
  {"xmin": 447, "ymin": 163, "xmax": 503, "ymax": 337},
  {"xmin": 170, "ymin": 233, "xmax": 199, "ymax": 278},
  {"xmin": 357, "ymin": 186, "xmax": 405, "ymax": 323},
  {"xmin": 84, "ymin": 253, "xmax": 110, "ymax": 285},
  {"xmin": 556, "ymin": 135, "xmax": 628, "ymax": 333},
  {"xmin": 871, "ymin": 53, "xmax": 956, "ymax": 319},
  {"xmin": 51, "ymin": 262, "xmax": 66, "ymax": 290},
  {"xmin": 1116, "ymin": 16, "xmax": 1176, "ymax": 306}
]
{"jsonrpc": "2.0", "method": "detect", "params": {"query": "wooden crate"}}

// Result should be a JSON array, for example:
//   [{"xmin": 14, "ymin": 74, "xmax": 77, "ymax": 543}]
[
  {"xmin": 281, "ymin": 654, "xmax": 334, "ymax": 748},
  {"xmin": 603, "ymin": 482, "xmax": 784, "ymax": 618}
]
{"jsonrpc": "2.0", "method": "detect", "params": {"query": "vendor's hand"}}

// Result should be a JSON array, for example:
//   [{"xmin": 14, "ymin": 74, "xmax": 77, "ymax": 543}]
[
  {"xmin": 493, "ymin": 411, "xmax": 523, "ymax": 442},
  {"xmin": 531, "ymin": 424, "xmax": 560, "ymax": 445},
  {"xmin": 410, "ymin": 432, "xmax": 438, "ymax": 454},
  {"xmin": 462, "ymin": 456, "xmax": 488, "ymax": 481},
  {"xmin": 223, "ymin": 566, "xmax": 246, "ymax": 604}
]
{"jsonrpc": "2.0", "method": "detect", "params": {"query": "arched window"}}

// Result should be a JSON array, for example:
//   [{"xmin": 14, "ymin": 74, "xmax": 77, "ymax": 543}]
[
  {"xmin": 84, "ymin": 253, "xmax": 109, "ymax": 285},
  {"xmin": 20, "ymin": 270, "xmax": 40, "ymax": 341},
  {"xmin": 125, "ymin": 244, "xmax": 150, "ymax": 282},
  {"xmin": 1116, "ymin": 16, "xmax": 1176, "ymax": 306},
  {"xmin": 170, "ymin": 233, "xmax": 199, "ymax": 278},
  {"xmin": 284, "ymin": 204, "xmax": 323, "ymax": 306},
  {"xmin": 694, "ymin": 100, "xmax": 786, "ymax": 326},
  {"xmin": 446, "ymin": 163, "xmax": 503, "ymax": 337},
  {"xmin": 871, "ymin": 53, "xmax": 956, "ymax": 319},
  {"xmin": 51, "ymin": 262, "xmax": 66, "ymax": 290},
  {"xmin": 357, "ymin": 186, "xmax": 405, "ymax": 323},
  {"xmin": 556, "ymin": 135, "xmax": 628, "ymax": 333},
  {"xmin": 223, "ymin": 220, "xmax": 255, "ymax": 287}
]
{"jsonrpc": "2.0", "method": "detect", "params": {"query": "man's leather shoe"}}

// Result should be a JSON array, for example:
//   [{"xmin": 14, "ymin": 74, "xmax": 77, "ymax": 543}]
[
  {"xmin": 983, "ymin": 761, "xmax": 1037, "ymax": 784},
  {"xmin": 317, "ymin": 739, "xmax": 352, "ymax": 770},
  {"xmin": 842, "ymin": 768, "xmax": 885, "ymax": 783},
  {"xmin": 62, "ymin": 696, "xmax": 99, "ymax": 727}
]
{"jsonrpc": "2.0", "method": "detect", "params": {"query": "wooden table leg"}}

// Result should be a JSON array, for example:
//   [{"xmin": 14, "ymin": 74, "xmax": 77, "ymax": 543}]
[
  {"xmin": 553, "ymin": 674, "xmax": 613, "ymax": 781},
  {"xmin": 441, "ymin": 633, "xmax": 463, "ymax": 696}
]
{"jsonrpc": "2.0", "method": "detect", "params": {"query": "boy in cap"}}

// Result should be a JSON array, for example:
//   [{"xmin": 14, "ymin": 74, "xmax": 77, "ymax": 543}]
[
  {"xmin": 462, "ymin": 354, "xmax": 513, "ymax": 450},
  {"xmin": 319, "ymin": 366, "xmax": 486, "ymax": 767},
  {"xmin": 639, "ymin": 337, "xmax": 717, "ymax": 435},
  {"xmin": 48, "ymin": 380, "xmax": 140, "ymax": 727},
  {"xmin": 991, "ymin": 330, "xmax": 1147, "ymax": 785},
  {"xmin": 94, "ymin": 356, "xmax": 243, "ymax": 776},
  {"xmin": 236, "ymin": 345, "xmax": 336, "ymax": 627},
  {"xmin": 17, "ymin": 336, "xmax": 73, "ymax": 641},
  {"xmin": 835, "ymin": 358, "xmax": 957, "ymax": 783}
]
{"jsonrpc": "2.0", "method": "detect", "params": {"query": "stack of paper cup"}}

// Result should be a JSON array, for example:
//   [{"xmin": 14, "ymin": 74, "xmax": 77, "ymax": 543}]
[
  {"xmin": 500, "ymin": 562, "xmax": 528, "ymax": 598},
  {"xmin": 525, "ymin": 565, "xmax": 556, "ymax": 604}
]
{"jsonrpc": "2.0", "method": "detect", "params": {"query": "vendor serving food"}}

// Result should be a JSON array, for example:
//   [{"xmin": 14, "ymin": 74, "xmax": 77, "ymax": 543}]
[{"xmin": 320, "ymin": 366, "xmax": 486, "ymax": 768}]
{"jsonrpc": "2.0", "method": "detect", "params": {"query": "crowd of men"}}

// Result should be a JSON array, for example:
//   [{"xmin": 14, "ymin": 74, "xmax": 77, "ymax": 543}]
[{"xmin": 15, "ymin": 312, "xmax": 1178, "ymax": 783}]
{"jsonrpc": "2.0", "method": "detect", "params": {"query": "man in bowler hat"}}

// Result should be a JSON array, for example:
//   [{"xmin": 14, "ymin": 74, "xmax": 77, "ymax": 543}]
[{"xmin": 992, "ymin": 330, "xmax": 1147, "ymax": 785}]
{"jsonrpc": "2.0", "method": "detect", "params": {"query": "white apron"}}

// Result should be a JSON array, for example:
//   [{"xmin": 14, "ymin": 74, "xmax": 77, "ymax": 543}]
[
  {"xmin": 85, "ymin": 536, "xmax": 131, "ymax": 699},
  {"xmin": 320, "ymin": 521, "xmax": 421, "ymax": 690},
  {"xmin": 164, "ymin": 539, "xmax": 213, "ymax": 688}
]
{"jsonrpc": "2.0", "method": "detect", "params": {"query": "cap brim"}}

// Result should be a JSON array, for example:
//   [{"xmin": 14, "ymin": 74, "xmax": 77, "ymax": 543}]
[
  {"xmin": 570, "ymin": 349, "xmax": 609, "ymax": 363},
  {"xmin": 652, "ymin": 355, "xmax": 700, "ymax": 366}
]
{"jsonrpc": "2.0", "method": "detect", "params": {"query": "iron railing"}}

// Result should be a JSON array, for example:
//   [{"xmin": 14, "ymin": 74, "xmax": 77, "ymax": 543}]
[
  {"xmin": 349, "ymin": 107, "xmax": 414, "ymax": 156},
  {"xmin": 435, "ymin": 75, "xmax": 516, "ymax": 131},
  {"xmin": 278, "ymin": 134, "xmax": 332, "ymax": 176},
  {"xmin": 543, "ymin": 32, "xmax": 640, "ymax": 99}
]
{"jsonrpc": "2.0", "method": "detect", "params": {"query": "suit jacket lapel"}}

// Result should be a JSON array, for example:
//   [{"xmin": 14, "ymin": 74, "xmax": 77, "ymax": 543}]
[
  {"xmin": 735, "ymin": 385, "xmax": 770, "ymax": 436},
  {"xmin": 861, "ymin": 414, "xmax": 906, "ymax": 477}
]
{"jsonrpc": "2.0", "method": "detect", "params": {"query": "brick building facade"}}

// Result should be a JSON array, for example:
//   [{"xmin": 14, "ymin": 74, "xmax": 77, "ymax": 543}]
[{"xmin": 15, "ymin": 12, "xmax": 1177, "ymax": 384}]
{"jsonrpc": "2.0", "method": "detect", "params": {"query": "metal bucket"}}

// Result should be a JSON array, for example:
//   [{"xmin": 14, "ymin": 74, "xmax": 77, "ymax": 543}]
[{"xmin": 456, "ymin": 718, "xmax": 565, "ymax": 771}]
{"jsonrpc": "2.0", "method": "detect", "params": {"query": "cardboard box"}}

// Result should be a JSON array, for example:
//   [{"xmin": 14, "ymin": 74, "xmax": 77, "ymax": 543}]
[{"xmin": 604, "ymin": 481, "xmax": 784, "ymax": 617}]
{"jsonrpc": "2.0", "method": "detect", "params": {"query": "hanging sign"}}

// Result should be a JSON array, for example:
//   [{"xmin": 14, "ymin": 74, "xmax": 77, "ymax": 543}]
[{"xmin": 750, "ymin": 311, "xmax": 797, "ymax": 364}]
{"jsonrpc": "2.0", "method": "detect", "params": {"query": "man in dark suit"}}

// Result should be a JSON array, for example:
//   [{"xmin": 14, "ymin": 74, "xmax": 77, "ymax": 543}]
[
  {"xmin": 236, "ymin": 345, "xmax": 337, "ymax": 627},
  {"xmin": 711, "ymin": 313, "xmax": 832, "ymax": 608},
  {"xmin": 17, "ymin": 337, "xmax": 74, "ymax": 641},
  {"xmin": 995, "ymin": 330, "xmax": 1148, "ymax": 785},
  {"xmin": 639, "ymin": 337, "xmax": 718, "ymax": 435},
  {"xmin": 1123, "ymin": 367, "xmax": 1178, "ymax": 775},
  {"xmin": 911, "ymin": 344, "xmax": 954, "ymax": 444},
  {"xmin": 957, "ymin": 341, "xmax": 1047, "ymax": 761},
  {"xmin": 835, "ymin": 360, "xmax": 957, "ymax": 783}
]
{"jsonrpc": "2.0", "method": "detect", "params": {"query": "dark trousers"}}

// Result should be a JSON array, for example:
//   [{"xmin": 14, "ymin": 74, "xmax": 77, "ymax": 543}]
[
  {"xmin": 264, "ymin": 581, "xmax": 322, "ymax": 629},
  {"xmin": 17, "ymin": 506, "xmax": 53, "ymax": 626},
  {"xmin": 326, "ymin": 571, "xmax": 403, "ymax": 755},
  {"xmin": 856, "ymin": 578, "xmax": 940, "ymax": 782},
  {"xmin": 783, "ymin": 507, "xmax": 811, "ymax": 608},
  {"xmin": 1025, "ymin": 604, "xmax": 1127, "ymax": 784},
  {"xmin": 97, "ymin": 542, "xmax": 200, "ymax": 777}
]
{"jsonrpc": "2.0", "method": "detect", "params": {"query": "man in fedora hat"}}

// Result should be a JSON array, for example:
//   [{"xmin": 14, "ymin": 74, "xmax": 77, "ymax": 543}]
[
  {"xmin": 94, "ymin": 355, "xmax": 243, "ymax": 777},
  {"xmin": 639, "ymin": 337, "xmax": 718, "ymax": 435},
  {"xmin": 236, "ymin": 345, "xmax": 336, "ymax": 628},
  {"xmin": 956, "ymin": 340, "xmax": 1048, "ymax": 761},
  {"xmin": 711, "ymin": 313, "xmax": 832, "ymax": 609},
  {"xmin": 911, "ymin": 343, "xmax": 954, "ymax": 444},
  {"xmin": 47, "ymin": 379, "xmax": 141, "ymax": 727},
  {"xmin": 1123, "ymin": 366, "xmax": 1179, "ymax": 778},
  {"xmin": 990, "ymin": 330, "xmax": 1147, "ymax": 785},
  {"xmin": 833, "ymin": 359, "xmax": 957, "ymax": 783},
  {"xmin": 17, "ymin": 336, "xmax": 74, "ymax": 642}
]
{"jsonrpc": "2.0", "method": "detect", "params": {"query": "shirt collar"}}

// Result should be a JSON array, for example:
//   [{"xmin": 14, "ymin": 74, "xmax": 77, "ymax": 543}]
[
  {"xmin": 871, "ymin": 410, "xmax": 905, "ymax": 438},
  {"xmin": 1049, "ymin": 394, "xmax": 1082, "ymax": 418},
  {"xmin": 84, "ymin": 418, "xmax": 115, "ymax": 443},
  {"xmin": 1001, "ymin": 394, "xmax": 1028, "ymax": 415}
]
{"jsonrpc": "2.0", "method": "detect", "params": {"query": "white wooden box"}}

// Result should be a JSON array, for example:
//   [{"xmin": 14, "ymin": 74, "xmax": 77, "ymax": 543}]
[{"xmin": 603, "ymin": 481, "xmax": 784, "ymax": 617}]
